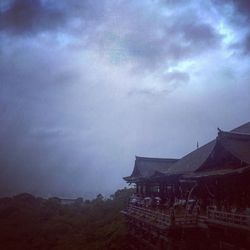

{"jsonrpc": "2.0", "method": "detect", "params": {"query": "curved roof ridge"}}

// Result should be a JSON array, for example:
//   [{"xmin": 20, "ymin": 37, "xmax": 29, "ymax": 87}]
[
  {"xmin": 135, "ymin": 156, "xmax": 179, "ymax": 162},
  {"xmin": 231, "ymin": 122, "xmax": 250, "ymax": 133},
  {"xmin": 166, "ymin": 140, "xmax": 216, "ymax": 174},
  {"xmin": 218, "ymin": 132, "xmax": 250, "ymax": 165},
  {"xmin": 165, "ymin": 121, "xmax": 250, "ymax": 174},
  {"xmin": 124, "ymin": 121, "xmax": 250, "ymax": 182},
  {"xmin": 128, "ymin": 156, "xmax": 179, "ymax": 180},
  {"xmin": 218, "ymin": 130, "xmax": 250, "ymax": 141}
]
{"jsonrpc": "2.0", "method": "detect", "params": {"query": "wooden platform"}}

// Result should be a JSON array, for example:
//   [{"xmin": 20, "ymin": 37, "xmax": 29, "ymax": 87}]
[{"xmin": 122, "ymin": 205, "xmax": 250, "ymax": 232}]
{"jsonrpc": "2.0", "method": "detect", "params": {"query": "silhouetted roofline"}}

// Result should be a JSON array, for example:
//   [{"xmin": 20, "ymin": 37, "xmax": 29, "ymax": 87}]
[
  {"xmin": 218, "ymin": 130, "xmax": 250, "ymax": 141},
  {"xmin": 135, "ymin": 156, "xmax": 179, "ymax": 162},
  {"xmin": 182, "ymin": 165, "xmax": 250, "ymax": 180},
  {"xmin": 124, "ymin": 122, "xmax": 250, "ymax": 183},
  {"xmin": 124, "ymin": 156, "xmax": 179, "ymax": 183},
  {"xmin": 165, "ymin": 122, "xmax": 250, "ymax": 175}
]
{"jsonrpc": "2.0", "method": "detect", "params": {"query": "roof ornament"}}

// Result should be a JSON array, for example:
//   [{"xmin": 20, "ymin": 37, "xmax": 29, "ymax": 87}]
[
  {"xmin": 196, "ymin": 141, "xmax": 199, "ymax": 149},
  {"xmin": 217, "ymin": 127, "xmax": 223, "ymax": 136}
]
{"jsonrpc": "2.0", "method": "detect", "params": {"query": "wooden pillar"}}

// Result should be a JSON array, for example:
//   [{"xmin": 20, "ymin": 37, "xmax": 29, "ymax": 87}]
[
  {"xmin": 159, "ymin": 183, "xmax": 164, "ymax": 199},
  {"xmin": 136, "ymin": 183, "xmax": 140, "ymax": 194},
  {"xmin": 139, "ymin": 183, "xmax": 143, "ymax": 195},
  {"xmin": 143, "ymin": 184, "xmax": 146, "ymax": 196},
  {"xmin": 145, "ymin": 183, "xmax": 150, "ymax": 196}
]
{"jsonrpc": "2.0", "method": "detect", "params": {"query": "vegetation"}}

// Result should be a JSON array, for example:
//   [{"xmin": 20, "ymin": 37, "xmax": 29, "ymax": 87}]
[{"xmin": 0, "ymin": 188, "xmax": 133, "ymax": 250}]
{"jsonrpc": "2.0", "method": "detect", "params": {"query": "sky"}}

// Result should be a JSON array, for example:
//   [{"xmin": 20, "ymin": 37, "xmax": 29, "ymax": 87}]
[{"xmin": 0, "ymin": 0, "xmax": 250, "ymax": 198}]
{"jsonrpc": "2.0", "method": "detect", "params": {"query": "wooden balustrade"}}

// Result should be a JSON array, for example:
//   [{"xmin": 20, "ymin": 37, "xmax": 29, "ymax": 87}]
[
  {"xmin": 207, "ymin": 208, "xmax": 250, "ymax": 229},
  {"xmin": 175, "ymin": 215, "xmax": 197, "ymax": 226},
  {"xmin": 127, "ymin": 204, "xmax": 171, "ymax": 227},
  {"xmin": 124, "ymin": 205, "xmax": 250, "ymax": 231},
  {"xmin": 125, "ymin": 204, "xmax": 197, "ymax": 228}
]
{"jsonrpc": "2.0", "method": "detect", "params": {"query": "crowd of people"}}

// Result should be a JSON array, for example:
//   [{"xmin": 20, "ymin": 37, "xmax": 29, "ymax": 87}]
[{"xmin": 128, "ymin": 193, "xmax": 201, "ymax": 216}]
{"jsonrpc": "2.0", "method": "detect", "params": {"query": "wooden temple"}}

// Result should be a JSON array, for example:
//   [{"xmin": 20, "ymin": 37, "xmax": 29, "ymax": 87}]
[{"xmin": 122, "ymin": 122, "xmax": 250, "ymax": 250}]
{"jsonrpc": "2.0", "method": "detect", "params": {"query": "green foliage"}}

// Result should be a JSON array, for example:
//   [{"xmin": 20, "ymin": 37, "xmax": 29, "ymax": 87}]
[{"xmin": 0, "ymin": 188, "xmax": 134, "ymax": 250}]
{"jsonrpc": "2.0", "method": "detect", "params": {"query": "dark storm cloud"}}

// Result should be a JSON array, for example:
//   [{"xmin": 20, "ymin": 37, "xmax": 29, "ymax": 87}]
[
  {"xmin": 0, "ymin": 0, "xmax": 105, "ymax": 35},
  {"xmin": 0, "ymin": 0, "xmax": 250, "ymax": 198},
  {"xmin": 242, "ymin": 34, "xmax": 250, "ymax": 54},
  {"xmin": 230, "ymin": 34, "xmax": 250, "ymax": 56},
  {"xmin": 212, "ymin": 0, "xmax": 250, "ymax": 55},
  {"xmin": 1, "ymin": 0, "xmax": 221, "ymax": 68},
  {"xmin": 0, "ymin": 0, "xmax": 65, "ymax": 34},
  {"xmin": 170, "ymin": 19, "xmax": 220, "ymax": 48},
  {"xmin": 126, "ymin": 4, "xmax": 220, "ymax": 71},
  {"xmin": 236, "ymin": 36, "xmax": 250, "ymax": 56},
  {"xmin": 218, "ymin": 0, "xmax": 250, "ymax": 20}
]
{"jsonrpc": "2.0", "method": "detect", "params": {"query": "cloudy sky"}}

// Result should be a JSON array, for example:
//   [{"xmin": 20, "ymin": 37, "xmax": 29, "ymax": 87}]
[{"xmin": 0, "ymin": 0, "xmax": 250, "ymax": 198}]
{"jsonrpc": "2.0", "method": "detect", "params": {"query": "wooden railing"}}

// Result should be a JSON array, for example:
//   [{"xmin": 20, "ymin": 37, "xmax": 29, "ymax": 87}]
[
  {"xmin": 207, "ymin": 208, "xmax": 250, "ymax": 229},
  {"xmin": 175, "ymin": 214, "xmax": 197, "ymax": 226},
  {"xmin": 126, "ymin": 205, "xmax": 171, "ymax": 228},
  {"xmin": 125, "ymin": 205, "xmax": 197, "ymax": 228},
  {"xmin": 123, "ymin": 205, "xmax": 250, "ymax": 231}
]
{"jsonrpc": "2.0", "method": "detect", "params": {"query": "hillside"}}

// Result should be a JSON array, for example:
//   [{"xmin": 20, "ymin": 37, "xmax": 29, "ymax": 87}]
[{"xmin": 0, "ymin": 188, "xmax": 133, "ymax": 250}]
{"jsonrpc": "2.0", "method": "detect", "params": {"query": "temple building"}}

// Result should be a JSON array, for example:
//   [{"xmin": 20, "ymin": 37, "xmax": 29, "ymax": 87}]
[{"xmin": 122, "ymin": 122, "xmax": 250, "ymax": 250}]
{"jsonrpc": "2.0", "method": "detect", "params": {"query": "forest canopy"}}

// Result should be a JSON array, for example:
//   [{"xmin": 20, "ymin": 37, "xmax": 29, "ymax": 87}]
[{"xmin": 0, "ymin": 188, "xmax": 133, "ymax": 250}]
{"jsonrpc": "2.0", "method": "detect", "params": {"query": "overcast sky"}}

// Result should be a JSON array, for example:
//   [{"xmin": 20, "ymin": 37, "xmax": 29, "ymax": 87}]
[{"xmin": 0, "ymin": 0, "xmax": 250, "ymax": 198}]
